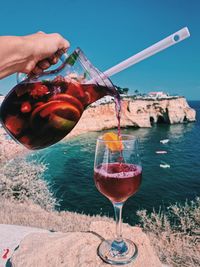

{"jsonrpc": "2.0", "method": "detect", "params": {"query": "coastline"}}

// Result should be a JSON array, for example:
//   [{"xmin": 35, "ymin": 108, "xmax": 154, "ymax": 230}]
[
  {"xmin": 66, "ymin": 97, "xmax": 196, "ymax": 139},
  {"xmin": 0, "ymin": 99, "xmax": 199, "ymax": 266}
]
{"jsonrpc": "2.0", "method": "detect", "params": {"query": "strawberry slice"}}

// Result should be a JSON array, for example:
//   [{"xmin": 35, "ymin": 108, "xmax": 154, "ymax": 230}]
[
  {"xmin": 19, "ymin": 136, "xmax": 31, "ymax": 145},
  {"xmin": 5, "ymin": 115, "xmax": 24, "ymax": 136},
  {"xmin": 30, "ymin": 83, "xmax": 49, "ymax": 99},
  {"xmin": 21, "ymin": 101, "xmax": 32, "ymax": 113}
]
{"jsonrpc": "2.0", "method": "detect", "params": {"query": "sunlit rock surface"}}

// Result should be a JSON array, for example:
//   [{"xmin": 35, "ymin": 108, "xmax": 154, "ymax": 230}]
[{"xmin": 67, "ymin": 97, "xmax": 196, "ymax": 137}]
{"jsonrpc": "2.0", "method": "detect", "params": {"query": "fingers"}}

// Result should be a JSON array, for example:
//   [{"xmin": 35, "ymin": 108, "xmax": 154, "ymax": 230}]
[
  {"xmin": 47, "ymin": 54, "xmax": 59, "ymax": 65},
  {"xmin": 28, "ymin": 32, "xmax": 70, "ymax": 75},
  {"xmin": 49, "ymin": 32, "xmax": 70, "ymax": 50},
  {"xmin": 37, "ymin": 59, "xmax": 51, "ymax": 69},
  {"xmin": 54, "ymin": 33, "xmax": 70, "ymax": 51},
  {"xmin": 31, "ymin": 65, "xmax": 43, "ymax": 75},
  {"xmin": 47, "ymin": 48, "xmax": 65, "ymax": 64},
  {"xmin": 32, "ymin": 49, "xmax": 66, "ymax": 75},
  {"xmin": 35, "ymin": 32, "xmax": 69, "ymax": 66},
  {"xmin": 55, "ymin": 48, "xmax": 66, "ymax": 57}
]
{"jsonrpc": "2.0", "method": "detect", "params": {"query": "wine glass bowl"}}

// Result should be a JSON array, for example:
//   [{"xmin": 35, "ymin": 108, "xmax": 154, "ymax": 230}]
[{"xmin": 94, "ymin": 134, "xmax": 142, "ymax": 265}]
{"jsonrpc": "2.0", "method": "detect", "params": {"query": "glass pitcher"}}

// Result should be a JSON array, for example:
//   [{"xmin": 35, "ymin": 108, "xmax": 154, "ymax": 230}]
[{"xmin": 0, "ymin": 48, "xmax": 120, "ymax": 150}]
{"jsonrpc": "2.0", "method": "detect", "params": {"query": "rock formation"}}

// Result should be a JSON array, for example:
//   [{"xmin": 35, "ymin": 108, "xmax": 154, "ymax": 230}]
[
  {"xmin": 11, "ymin": 221, "xmax": 162, "ymax": 267},
  {"xmin": 68, "ymin": 97, "xmax": 196, "ymax": 137}
]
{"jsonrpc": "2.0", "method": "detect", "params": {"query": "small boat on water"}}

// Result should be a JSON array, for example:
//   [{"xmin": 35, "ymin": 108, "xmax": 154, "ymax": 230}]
[
  {"xmin": 160, "ymin": 163, "xmax": 170, "ymax": 168},
  {"xmin": 160, "ymin": 139, "xmax": 169, "ymax": 144},
  {"xmin": 156, "ymin": 151, "xmax": 167, "ymax": 154}
]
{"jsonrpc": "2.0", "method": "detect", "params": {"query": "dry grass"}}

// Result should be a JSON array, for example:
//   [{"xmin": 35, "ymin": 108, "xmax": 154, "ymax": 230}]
[
  {"xmin": 137, "ymin": 198, "xmax": 200, "ymax": 267},
  {"xmin": 0, "ymin": 198, "xmax": 111, "ymax": 232}
]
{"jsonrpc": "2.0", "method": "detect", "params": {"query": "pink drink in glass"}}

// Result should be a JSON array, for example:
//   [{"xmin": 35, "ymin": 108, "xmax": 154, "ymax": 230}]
[{"xmin": 94, "ymin": 163, "xmax": 142, "ymax": 203}]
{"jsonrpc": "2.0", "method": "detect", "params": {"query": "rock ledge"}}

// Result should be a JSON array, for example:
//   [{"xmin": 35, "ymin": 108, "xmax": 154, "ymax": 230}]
[{"xmin": 11, "ymin": 221, "xmax": 162, "ymax": 267}]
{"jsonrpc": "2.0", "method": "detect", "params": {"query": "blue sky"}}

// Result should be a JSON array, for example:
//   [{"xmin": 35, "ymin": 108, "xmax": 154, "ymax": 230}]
[{"xmin": 0, "ymin": 0, "xmax": 199, "ymax": 100}]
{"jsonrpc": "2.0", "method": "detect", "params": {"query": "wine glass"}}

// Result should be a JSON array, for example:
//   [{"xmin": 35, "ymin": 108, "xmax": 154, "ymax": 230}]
[{"xmin": 94, "ymin": 134, "xmax": 142, "ymax": 265}]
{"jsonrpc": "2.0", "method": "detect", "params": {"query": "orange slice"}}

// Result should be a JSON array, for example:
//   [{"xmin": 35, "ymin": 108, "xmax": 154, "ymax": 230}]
[{"xmin": 103, "ymin": 132, "xmax": 124, "ymax": 152}]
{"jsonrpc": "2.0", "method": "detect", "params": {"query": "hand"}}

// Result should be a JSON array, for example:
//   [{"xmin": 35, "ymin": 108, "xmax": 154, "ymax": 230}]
[
  {"xmin": 22, "ymin": 32, "xmax": 70, "ymax": 75},
  {"xmin": 0, "ymin": 32, "xmax": 70, "ymax": 79}
]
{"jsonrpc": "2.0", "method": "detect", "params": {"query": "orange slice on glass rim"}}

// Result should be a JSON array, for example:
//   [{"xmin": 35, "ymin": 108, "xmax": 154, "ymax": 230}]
[{"xmin": 102, "ymin": 132, "xmax": 124, "ymax": 152}]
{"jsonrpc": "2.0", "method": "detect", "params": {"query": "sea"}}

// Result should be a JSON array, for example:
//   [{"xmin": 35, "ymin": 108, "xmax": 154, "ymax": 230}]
[{"xmin": 30, "ymin": 101, "xmax": 200, "ymax": 225}]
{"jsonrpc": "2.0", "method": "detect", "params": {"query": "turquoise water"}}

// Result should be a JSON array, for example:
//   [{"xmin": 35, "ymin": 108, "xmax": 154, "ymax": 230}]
[{"xmin": 31, "ymin": 101, "xmax": 200, "ymax": 225}]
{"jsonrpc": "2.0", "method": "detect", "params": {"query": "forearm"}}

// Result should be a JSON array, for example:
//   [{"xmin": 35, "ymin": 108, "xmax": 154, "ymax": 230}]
[
  {"xmin": 0, "ymin": 33, "xmax": 69, "ymax": 79},
  {"xmin": 0, "ymin": 36, "xmax": 34, "ymax": 79}
]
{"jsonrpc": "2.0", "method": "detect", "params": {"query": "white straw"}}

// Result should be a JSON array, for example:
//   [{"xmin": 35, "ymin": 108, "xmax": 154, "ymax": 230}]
[
  {"xmin": 103, "ymin": 27, "xmax": 190, "ymax": 77},
  {"xmin": 17, "ymin": 27, "xmax": 190, "ymax": 84}
]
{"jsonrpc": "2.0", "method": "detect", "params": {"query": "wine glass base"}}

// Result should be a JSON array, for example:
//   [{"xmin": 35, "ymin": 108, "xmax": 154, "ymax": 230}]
[{"xmin": 97, "ymin": 238, "xmax": 138, "ymax": 265}]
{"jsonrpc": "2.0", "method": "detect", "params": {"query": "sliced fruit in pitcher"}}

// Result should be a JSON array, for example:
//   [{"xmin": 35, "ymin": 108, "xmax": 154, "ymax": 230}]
[
  {"xmin": 49, "ymin": 94, "xmax": 84, "ymax": 113},
  {"xmin": 19, "ymin": 135, "xmax": 31, "ymax": 146},
  {"xmin": 21, "ymin": 101, "xmax": 32, "ymax": 113},
  {"xmin": 5, "ymin": 115, "xmax": 25, "ymax": 136},
  {"xmin": 30, "ymin": 83, "xmax": 49, "ymax": 99},
  {"xmin": 83, "ymin": 84, "xmax": 102, "ymax": 105},
  {"xmin": 31, "ymin": 101, "xmax": 81, "ymax": 130},
  {"xmin": 48, "ymin": 114, "xmax": 76, "ymax": 130},
  {"xmin": 67, "ymin": 81, "xmax": 86, "ymax": 102}
]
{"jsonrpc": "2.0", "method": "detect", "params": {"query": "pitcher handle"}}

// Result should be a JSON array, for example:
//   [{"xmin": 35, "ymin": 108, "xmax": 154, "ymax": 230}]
[{"xmin": 16, "ymin": 51, "xmax": 69, "ymax": 84}]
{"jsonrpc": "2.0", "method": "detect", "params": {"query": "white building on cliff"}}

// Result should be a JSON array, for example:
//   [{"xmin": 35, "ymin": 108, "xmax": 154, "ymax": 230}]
[
  {"xmin": 91, "ymin": 95, "xmax": 114, "ymax": 106},
  {"xmin": 148, "ymin": 91, "xmax": 169, "ymax": 99}
]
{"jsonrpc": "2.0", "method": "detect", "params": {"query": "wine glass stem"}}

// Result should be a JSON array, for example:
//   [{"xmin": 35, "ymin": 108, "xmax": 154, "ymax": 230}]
[{"xmin": 113, "ymin": 202, "xmax": 124, "ymax": 242}]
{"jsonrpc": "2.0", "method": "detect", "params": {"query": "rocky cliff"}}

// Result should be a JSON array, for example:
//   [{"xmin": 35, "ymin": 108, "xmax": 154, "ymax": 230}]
[{"xmin": 68, "ymin": 97, "xmax": 196, "ymax": 137}]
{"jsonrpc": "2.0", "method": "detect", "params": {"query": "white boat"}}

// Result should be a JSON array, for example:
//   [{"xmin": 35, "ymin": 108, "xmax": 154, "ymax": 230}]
[
  {"xmin": 160, "ymin": 139, "xmax": 169, "ymax": 144},
  {"xmin": 156, "ymin": 151, "xmax": 167, "ymax": 154},
  {"xmin": 160, "ymin": 163, "xmax": 170, "ymax": 168}
]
